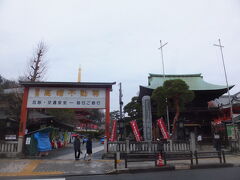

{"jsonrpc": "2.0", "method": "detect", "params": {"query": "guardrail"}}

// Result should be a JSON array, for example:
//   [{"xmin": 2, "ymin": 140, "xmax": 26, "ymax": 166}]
[
  {"xmin": 107, "ymin": 140, "xmax": 190, "ymax": 153},
  {"xmin": 194, "ymin": 150, "xmax": 226, "ymax": 164}
]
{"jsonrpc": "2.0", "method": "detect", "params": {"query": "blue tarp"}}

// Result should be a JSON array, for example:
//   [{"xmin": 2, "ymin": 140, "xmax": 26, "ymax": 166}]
[{"xmin": 34, "ymin": 131, "xmax": 52, "ymax": 152}]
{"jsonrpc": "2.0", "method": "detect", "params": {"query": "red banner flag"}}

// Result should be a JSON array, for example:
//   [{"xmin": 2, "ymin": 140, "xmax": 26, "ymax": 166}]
[
  {"xmin": 109, "ymin": 120, "xmax": 117, "ymax": 142},
  {"xmin": 157, "ymin": 118, "xmax": 170, "ymax": 139},
  {"xmin": 130, "ymin": 120, "xmax": 142, "ymax": 142}
]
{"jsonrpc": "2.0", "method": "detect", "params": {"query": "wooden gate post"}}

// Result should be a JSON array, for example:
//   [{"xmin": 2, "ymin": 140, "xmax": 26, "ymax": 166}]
[
  {"xmin": 17, "ymin": 87, "xmax": 29, "ymax": 153},
  {"xmin": 105, "ymin": 88, "xmax": 110, "ymax": 139}
]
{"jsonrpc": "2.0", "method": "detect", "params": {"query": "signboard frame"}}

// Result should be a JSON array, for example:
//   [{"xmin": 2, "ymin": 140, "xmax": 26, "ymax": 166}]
[{"xmin": 18, "ymin": 81, "xmax": 115, "ymax": 153}]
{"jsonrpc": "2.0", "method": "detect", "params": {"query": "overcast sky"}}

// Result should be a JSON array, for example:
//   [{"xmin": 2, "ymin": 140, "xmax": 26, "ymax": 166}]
[{"xmin": 0, "ymin": 0, "xmax": 240, "ymax": 111}]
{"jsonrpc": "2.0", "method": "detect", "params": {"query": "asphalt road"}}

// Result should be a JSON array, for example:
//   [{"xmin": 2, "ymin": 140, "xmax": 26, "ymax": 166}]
[{"xmin": 67, "ymin": 167, "xmax": 240, "ymax": 180}]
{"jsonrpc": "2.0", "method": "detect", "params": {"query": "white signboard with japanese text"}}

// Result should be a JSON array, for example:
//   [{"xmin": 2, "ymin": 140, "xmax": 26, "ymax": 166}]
[
  {"xmin": 27, "ymin": 87, "xmax": 106, "ymax": 109},
  {"xmin": 25, "ymin": 137, "xmax": 31, "ymax": 145}
]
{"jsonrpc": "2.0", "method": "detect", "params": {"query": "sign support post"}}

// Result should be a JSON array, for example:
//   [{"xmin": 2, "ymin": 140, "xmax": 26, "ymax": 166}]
[
  {"xmin": 105, "ymin": 88, "xmax": 111, "ymax": 139},
  {"xmin": 17, "ymin": 87, "xmax": 29, "ymax": 153}
]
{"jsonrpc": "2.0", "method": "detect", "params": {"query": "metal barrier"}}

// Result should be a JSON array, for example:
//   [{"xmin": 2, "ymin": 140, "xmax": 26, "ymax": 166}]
[{"xmin": 194, "ymin": 150, "xmax": 226, "ymax": 164}]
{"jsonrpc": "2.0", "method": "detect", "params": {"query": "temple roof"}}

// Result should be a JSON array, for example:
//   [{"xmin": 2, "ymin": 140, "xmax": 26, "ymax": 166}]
[
  {"xmin": 20, "ymin": 81, "xmax": 116, "ymax": 90},
  {"xmin": 146, "ymin": 73, "xmax": 233, "ymax": 91},
  {"xmin": 139, "ymin": 73, "xmax": 234, "ymax": 107}
]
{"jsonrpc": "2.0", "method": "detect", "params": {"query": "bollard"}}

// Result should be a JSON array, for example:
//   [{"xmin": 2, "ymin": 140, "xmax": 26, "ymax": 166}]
[
  {"xmin": 114, "ymin": 153, "xmax": 117, "ymax": 169},
  {"xmin": 190, "ymin": 132, "xmax": 196, "ymax": 152},
  {"xmin": 222, "ymin": 150, "xmax": 226, "ymax": 163},
  {"xmin": 104, "ymin": 139, "xmax": 108, "ymax": 153},
  {"xmin": 117, "ymin": 152, "xmax": 120, "ymax": 162},
  {"xmin": 126, "ymin": 140, "xmax": 130, "ymax": 153},
  {"xmin": 169, "ymin": 139, "xmax": 173, "ymax": 152}
]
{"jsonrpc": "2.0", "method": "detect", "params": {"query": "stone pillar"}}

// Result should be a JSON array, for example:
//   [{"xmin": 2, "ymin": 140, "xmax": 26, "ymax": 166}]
[
  {"xmin": 17, "ymin": 136, "xmax": 24, "ymax": 153},
  {"xmin": 190, "ymin": 132, "xmax": 196, "ymax": 152},
  {"xmin": 116, "ymin": 152, "xmax": 120, "ymax": 161},
  {"xmin": 104, "ymin": 138, "xmax": 108, "ymax": 153},
  {"xmin": 148, "ymin": 141, "xmax": 152, "ymax": 152},
  {"xmin": 142, "ymin": 96, "xmax": 152, "ymax": 141},
  {"xmin": 126, "ymin": 140, "xmax": 130, "ymax": 153},
  {"xmin": 169, "ymin": 139, "xmax": 173, "ymax": 152}
]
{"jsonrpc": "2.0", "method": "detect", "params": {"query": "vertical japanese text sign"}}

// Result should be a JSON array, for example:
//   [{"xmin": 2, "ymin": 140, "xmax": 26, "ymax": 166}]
[
  {"xmin": 109, "ymin": 120, "xmax": 117, "ymax": 142},
  {"xmin": 130, "ymin": 120, "xmax": 142, "ymax": 142},
  {"xmin": 157, "ymin": 118, "xmax": 170, "ymax": 139}
]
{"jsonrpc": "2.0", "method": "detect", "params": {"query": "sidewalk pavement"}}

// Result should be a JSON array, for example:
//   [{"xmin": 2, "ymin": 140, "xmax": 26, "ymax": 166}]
[
  {"xmin": 0, "ymin": 154, "xmax": 240, "ymax": 177},
  {"xmin": 0, "ymin": 159, "xmax": 113, "ymax": 177}
]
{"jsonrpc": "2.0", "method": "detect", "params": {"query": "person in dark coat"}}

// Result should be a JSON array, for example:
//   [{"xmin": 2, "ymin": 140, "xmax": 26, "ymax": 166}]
[
  {"xmin": 85, "ymin": 137, "xmax": 92, "ymax": 161},
  {"xmin": 73, "ymin": 135, "xmax": 81, "ymax": 160}
]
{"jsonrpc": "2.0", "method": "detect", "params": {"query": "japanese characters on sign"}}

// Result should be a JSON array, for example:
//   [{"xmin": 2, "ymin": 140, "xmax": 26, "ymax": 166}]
[
  {"xmin": 130, "ymin": 120, "xmax": 142, "ymax": 142},
  {"xmin": 157, "ymin": 118, "xmax": 170, "ymax": 139},
  {"xmin": 109, "ymin": 120, "xmax": 117, "ymax": 142},
  {"xmin": 27, "ymin": 87, "xmax": 106, "ymax": 108}
]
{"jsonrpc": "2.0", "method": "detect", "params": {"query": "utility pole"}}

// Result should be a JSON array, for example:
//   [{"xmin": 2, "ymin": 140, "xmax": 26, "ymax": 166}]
[
  {"xmin": 214, "ymin": 39, "xmax": 235, "ymax": 137},
  {"xmin": 158, "ymin": 40, "xmax": 170, "ymax": 134},
  {"xmin": 119, "ymin": 83, "xmax": 124, "ymax": 139}
]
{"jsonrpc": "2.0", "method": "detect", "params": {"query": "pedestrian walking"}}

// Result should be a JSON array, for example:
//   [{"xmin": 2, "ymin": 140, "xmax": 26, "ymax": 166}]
[
  {"xmin": 84, "ymin": 137, "xmax": 92, "ymax": 161},
  {"xmin": 73, "ymin": 135, "xmax": 81, "ymax": 160}
]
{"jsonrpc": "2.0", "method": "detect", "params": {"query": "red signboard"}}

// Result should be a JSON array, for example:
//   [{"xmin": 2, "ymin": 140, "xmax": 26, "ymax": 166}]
[
  {"xmin": 157, "ymin": 118, "xmax": 170, "ymax": 139},
  {"xmin": 109, "ymin": 120, "xmax": 117, "ymax": 142},
  {"xmin": 130, "ymin": 120, "xmax": 142, "ymax": 142}
]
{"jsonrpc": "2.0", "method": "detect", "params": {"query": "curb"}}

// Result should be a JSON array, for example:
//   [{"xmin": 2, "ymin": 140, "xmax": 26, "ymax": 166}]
[
  {"xmin": 190, "ymin": 163, "xmax": 234, "ymax": 169},
  {"xmin": 106, "ymin": 163, "xmax": 235, "ymax": 175},
  {"xmin": 107, "ymin": 166, "xmax": 175, "ymax": 174}
]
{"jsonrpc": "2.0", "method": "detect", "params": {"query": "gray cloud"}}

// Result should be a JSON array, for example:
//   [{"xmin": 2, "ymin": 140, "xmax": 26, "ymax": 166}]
[{"xmin": 0, "ymin": 0, "xmax": 239, "ymax": 110}]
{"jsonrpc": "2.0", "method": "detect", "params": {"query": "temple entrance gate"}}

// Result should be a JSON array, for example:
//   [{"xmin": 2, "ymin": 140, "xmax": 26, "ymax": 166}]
[{"xmin": 17, "ymin": 81, "xmax": 115, "ymax": 153}]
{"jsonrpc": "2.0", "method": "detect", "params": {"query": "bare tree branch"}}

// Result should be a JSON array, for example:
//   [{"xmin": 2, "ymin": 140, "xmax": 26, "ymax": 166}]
[{"xmin": 26, "ymin": 41, "xmax": 48, "ymax": 82}]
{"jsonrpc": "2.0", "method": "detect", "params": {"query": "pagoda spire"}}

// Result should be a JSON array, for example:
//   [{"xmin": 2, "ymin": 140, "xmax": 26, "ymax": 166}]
[{"xmin": 77, "ymin": 65, "xmax": 81, "ymax": 82}]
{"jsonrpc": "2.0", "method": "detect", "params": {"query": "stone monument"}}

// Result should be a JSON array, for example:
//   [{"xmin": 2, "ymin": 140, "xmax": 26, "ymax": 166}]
[{"xmin": 142, "ymin": 96, "xmax": 152, "ymax": 141}]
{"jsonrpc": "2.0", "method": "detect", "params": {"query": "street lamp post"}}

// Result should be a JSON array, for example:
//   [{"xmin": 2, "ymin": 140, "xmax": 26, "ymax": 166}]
[
  {"xmin": 158, "ymin": 40, "xmax": 170, "ymax": 134},
  {"xmin": 214, "ymin": 39, "xmax": 235, "ymax": 138}
]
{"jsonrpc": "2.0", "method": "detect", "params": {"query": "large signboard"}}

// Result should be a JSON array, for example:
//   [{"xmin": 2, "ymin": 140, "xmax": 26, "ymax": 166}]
[{"xmin": 27, "ymin": 87, "xmax": 106, "ymax": 109}]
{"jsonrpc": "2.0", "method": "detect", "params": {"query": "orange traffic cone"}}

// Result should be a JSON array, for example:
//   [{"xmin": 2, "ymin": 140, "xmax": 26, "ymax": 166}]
[{"xmin": 157, "ymin": 153, "xmax": 164, "ymax": 167}]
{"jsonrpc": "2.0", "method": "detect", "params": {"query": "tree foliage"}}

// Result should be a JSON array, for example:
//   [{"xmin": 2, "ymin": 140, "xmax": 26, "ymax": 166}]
[
  {"xmin": 123, "ymin": 96, "xmax": 142, "ymax": 138},
  {"xmin": 0, "ymin": 75, "xmax": 22, "ymax": 121},
  {"xmin": 110, "ymin": 110, "xmax": 121, "ymax": 121},
  {"xmin": 0, "ymin": 75, "xmax": 18, "ymax": 91},
  {"xmin": 124, "ymin": 96, "xmax": 141, "ymax": 120},
  {"xmin": 151, "ymin": 79, "xmax": 194, "ymax": 135},
  {"xmin": 88, "ymin": 109, "xmax": 105, "ymax": 123}
]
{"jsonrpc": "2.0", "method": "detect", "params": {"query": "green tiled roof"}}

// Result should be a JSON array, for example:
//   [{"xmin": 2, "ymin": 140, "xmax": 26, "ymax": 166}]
[{"xmin": 146, "ymin": 73, "xmax": 233, "ymax": 91}]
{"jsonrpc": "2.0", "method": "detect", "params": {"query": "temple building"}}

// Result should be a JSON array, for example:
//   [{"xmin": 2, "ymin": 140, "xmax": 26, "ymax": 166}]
[{"xmin": 139, "ymin": 73, "xmax": 235, "ymax": 143}]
